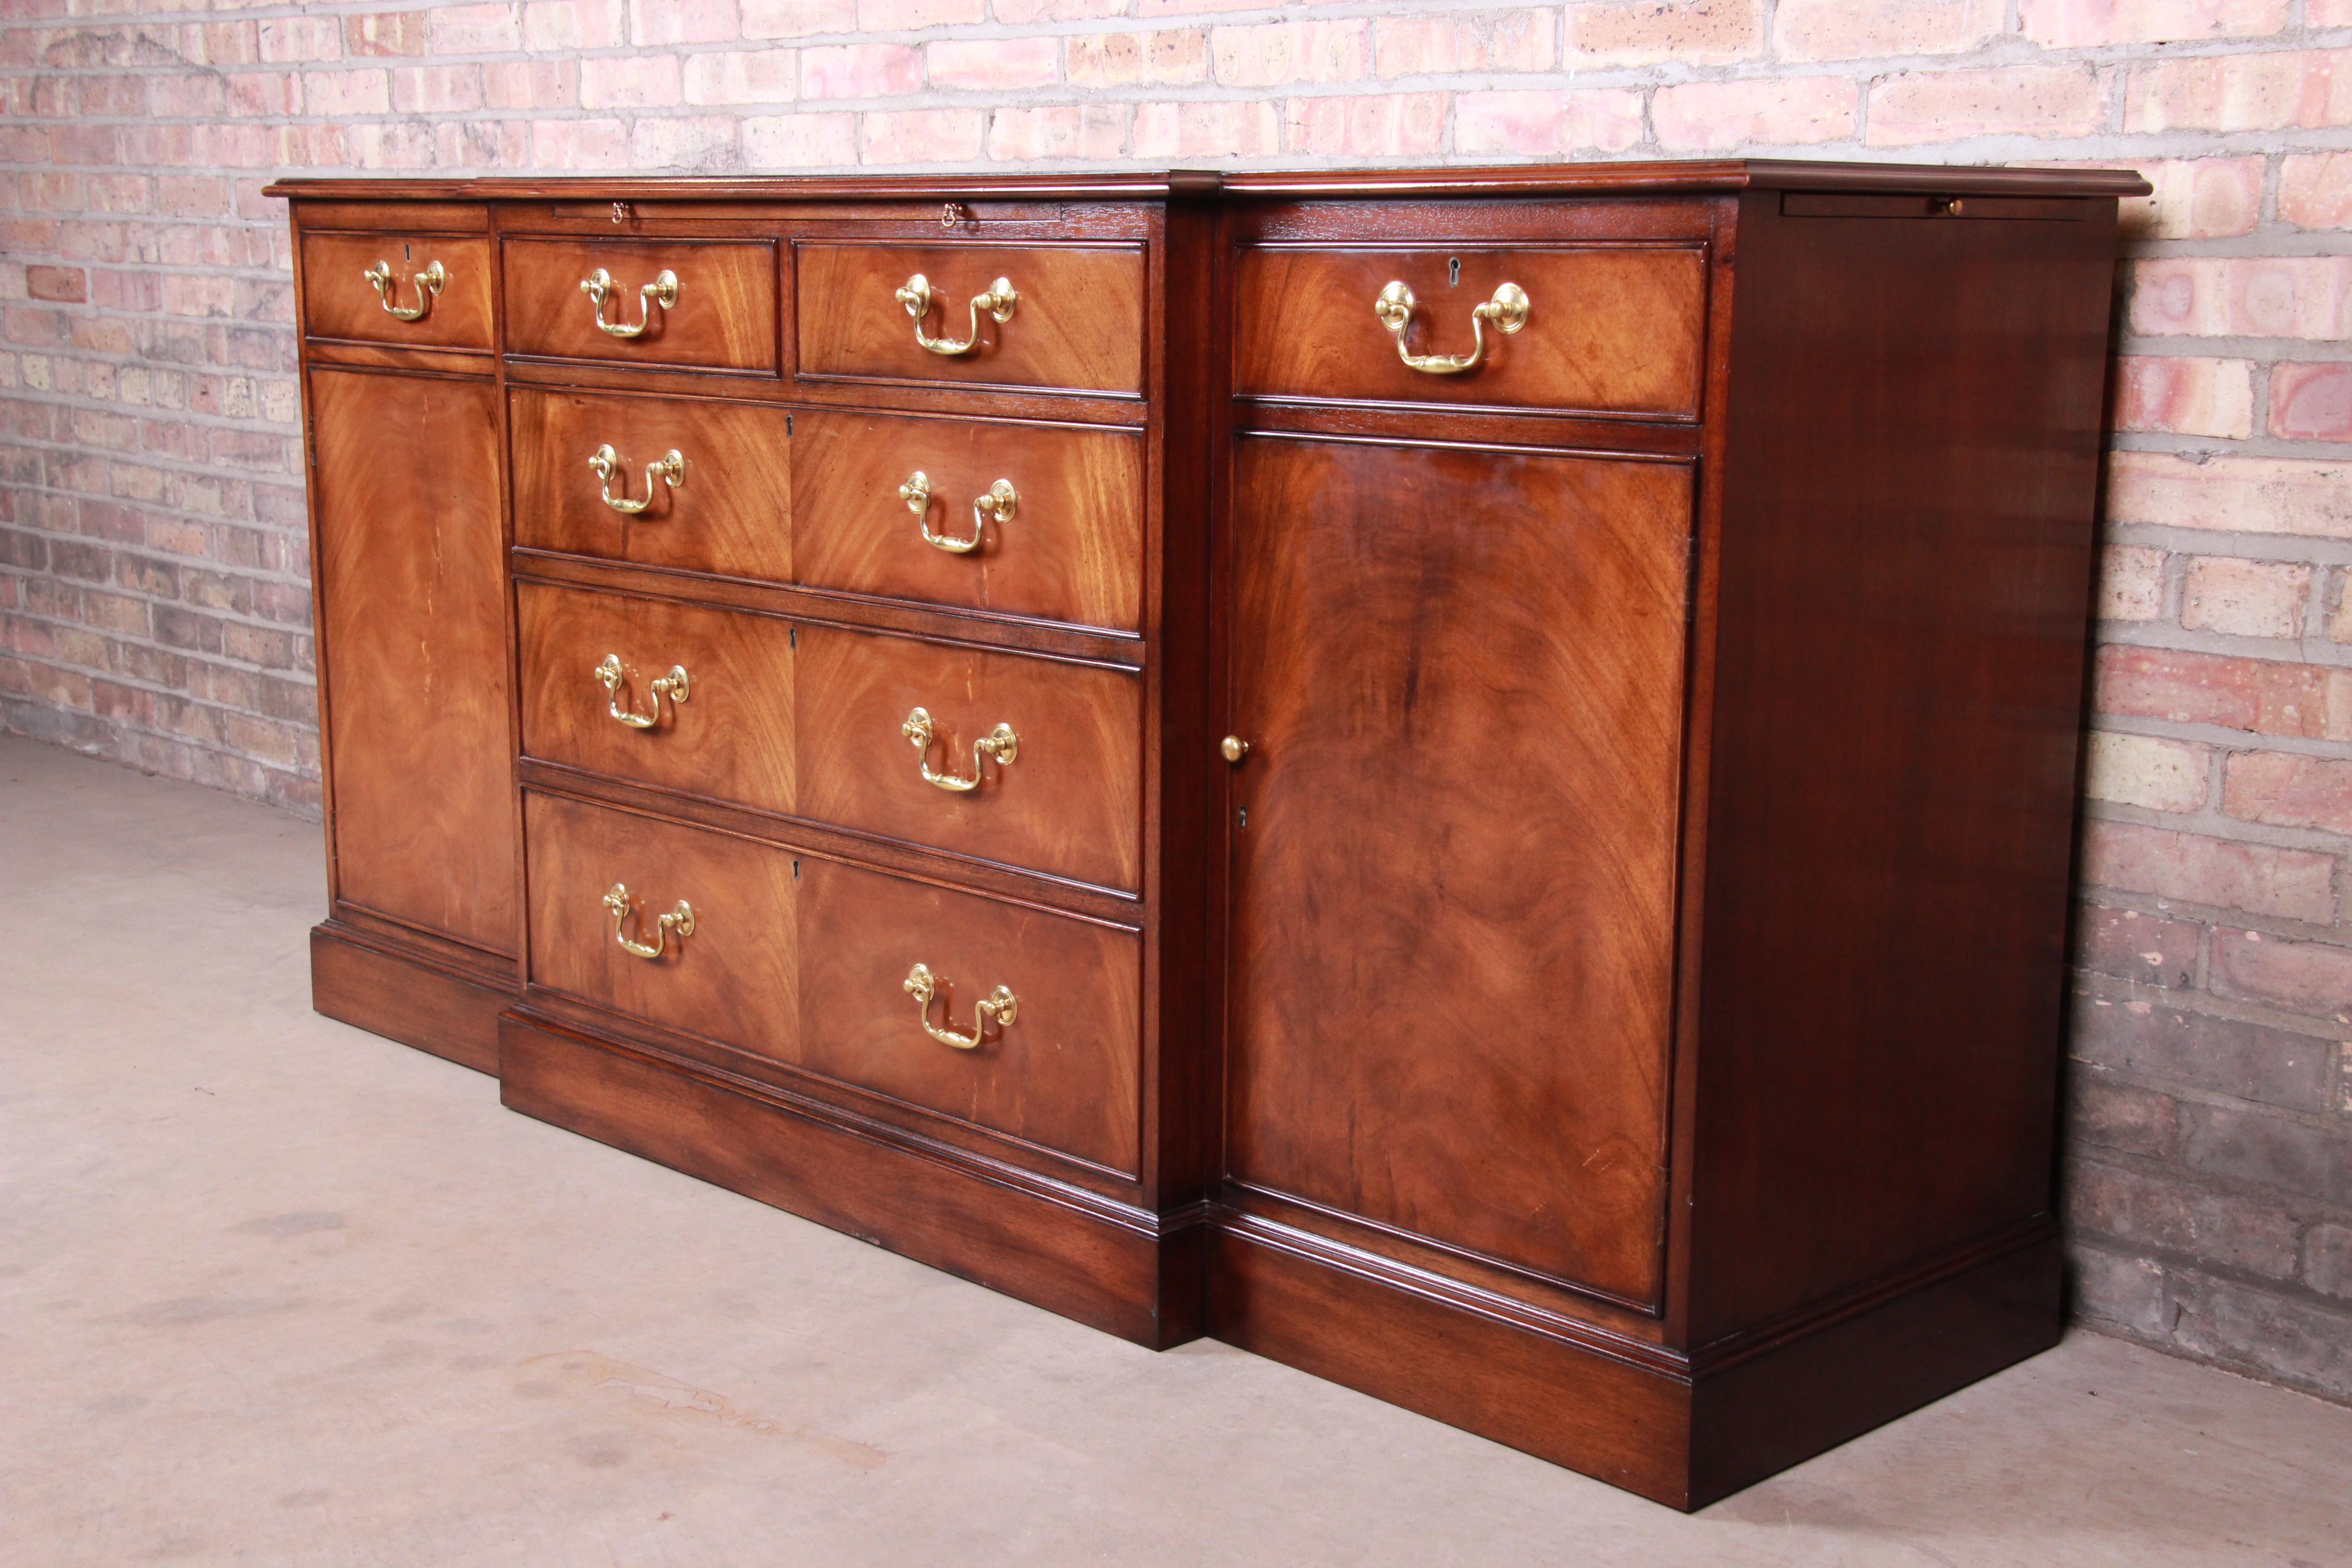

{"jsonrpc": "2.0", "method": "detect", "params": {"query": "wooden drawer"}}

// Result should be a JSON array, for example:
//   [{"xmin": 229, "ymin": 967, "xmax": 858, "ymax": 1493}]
[
  {"xmin": 797, "ymin": 856, "xmax": 1141, "ymax": 1175},
  {"xmin": 1233, "ymin": 245, "xmax": 1707, "ymax": 417},
  {"xmin": 510, "ymin": 388, "xmax": 792, "ymax": 582},
  {"xmin": 524, "ymin": 791, "xmax": 1142, "ymax": 1173},
  {"xmin": 517, "ymin": 583, "xmax": 1139, "ymax": 889},
  {"xmin": 504, "ymin": 237, "xmax": 778, "ymax": 372},
  {"xmin": 300, "ymin": 231, "xmax": 493, "ymax": 350},
  {"xmin": 797, "ymin": 627, "xmax": 1142, "ymax": 893},
  {"xmin": 526, "ymin": 791, "xmax": 801, "ymax": 1061},
  {"xmin": 517, "ymin": 582, "xmax": 796, "ymax": 815},
  {"xmin": 794, "ymin": 410, "xmax": 1143, "ymax": 632},
  {"xmin": 796, "ymin": 244, "xmax": 1144, "ymax": 397}
]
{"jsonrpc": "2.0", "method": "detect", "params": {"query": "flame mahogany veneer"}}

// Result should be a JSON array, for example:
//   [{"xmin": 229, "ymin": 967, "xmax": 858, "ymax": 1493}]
[{"xmin": 271, "ymin": 161, "xmax": 2143, "ymax": 1509}]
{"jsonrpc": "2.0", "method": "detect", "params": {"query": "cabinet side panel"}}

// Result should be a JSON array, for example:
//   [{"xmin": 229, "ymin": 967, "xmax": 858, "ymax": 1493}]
[
  {"xmin": 1690, "ymin": 194, "xmax": 2117, "ymax": 1342},
  {"xmin": 313, "ymin": 368, "xmax": 518, "ymax": 955}
]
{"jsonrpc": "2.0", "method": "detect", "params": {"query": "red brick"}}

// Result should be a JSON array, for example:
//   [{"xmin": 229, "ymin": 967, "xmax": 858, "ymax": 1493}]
[
  {"xmin": 2114, "ymin": 355, "xmax": 2253, "ymax": 438},
  {"xmin": 2180, "ymin": 556, "xmax": 2311, "ymax": 640},
  {"xmin": 1130, "ymin": 100, "xmax": 1280, "ymax": 158},
  {"xmin": 2095, "ymin": 645, "xmax": 2352, "ymax": 743},
  {"xmin": 1651, "ymin": 77, "xmax": 1855, "ymax": 150},
  {"xmin": 2126, "ymin": 48, "xmax": 2352, "ymax": 132},
  {"xmin": 343, "ymin": 11, "xmax": 430, "ymax": 55},
  {"xmin": 800, "ymin": 44, "xmax": 918, "ymax": 99},
  {"xmin": 2081, "ymin": 819, "xmax": 2335, "ymax": 922},
  {"xmin": 24, "ymin": 265, "xmax": 84, "ymax": 304},
  {"xmin": 1778, "ymin": 0, "xmax": 2000, "ymax": 59},
  {"xmin": 1066, "ymin": 31, "xmax": 1207, "ymax": 88},
  {"xmin": 1867, "ymin": 66, "xmax": 2107, "ymax": 146},
  {"xmin": 2021, "ymin": 0, "xmax": 2289, "ymax": 47},
  {"xmin": 2270, "ymin": 363, "xmax": 2352, "ymax": 441},
  {"xmin": 2221, "ymin": 750, "xmax": 2352, "ymax": 834},
  {"xmin": 858, "ymin": 108, "xmax": 985, "ymax": 164},
  {"xmin": 2097, "ymin": 544, "xmax": 2167, "ymax": 622},
  {"xmin": 1211, "ymin": 20, "xmax": 1369, "ymax": 87},
  {"xmin": 1372, "ymin": 11, "xmax": 1556, "ymax": 77},
  {"xmin": 1455, "ymin": 88, "xmax": 1645, "ymax": 155},
  {"xmin": 1283, "ymin": 93, "xmax": 1446, "ymax": 157},
  {"xmin": 986, "ymin": 105, "xmax": 1127, "ymax": 162},
  {"xmin": 2073, "ymin": 905, "xmax": 2202, "ymax": 990},
  {"xmin": 740, "ymin": 112, "xmax": 857, "ymax": 165},
  {"xmin": 2105, "ymin": 451, "xmax": 2352, "ymax": 540},
  {"xmin": 2068, "ymin": 1158, "xmax": 2303, "ymax": 1279},
  {"xmin": 1563, "ymin": 0, "xmax": 1761, "ymax": 65},
  {"xmin": 926, "ymin": 37, "xmax": 1060, "ymax": 91},
  {"xmin": 2211, "ymin": 928, "xmax": 2352, "ymax": 1020},
  {"xmin": 2279, "ymin": 152, "xmax": 2352, "ymax": 230}
]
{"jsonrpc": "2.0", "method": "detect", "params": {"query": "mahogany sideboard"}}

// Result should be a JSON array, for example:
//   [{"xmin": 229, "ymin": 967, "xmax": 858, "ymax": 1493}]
[{"xmin": 268, "ymin": 160, "xmax": 2144, "ymax": 1509}]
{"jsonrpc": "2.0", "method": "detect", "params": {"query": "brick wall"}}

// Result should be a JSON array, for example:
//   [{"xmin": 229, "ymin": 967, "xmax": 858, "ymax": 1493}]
[{"xmin": 2, "ymin": 0, "xmax": 2349, "ymax": 1401}]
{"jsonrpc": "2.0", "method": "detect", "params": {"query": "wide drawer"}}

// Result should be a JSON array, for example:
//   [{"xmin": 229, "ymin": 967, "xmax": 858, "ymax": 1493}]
[
  {"xmin": 796, "ymin": 244, "xmax": 1144, "ymax": 397},
  {"xmin": 518, "ymin": 581, "xmax": 797, "ymax": 815},
  {"xmin": 301, "ymin": 231, "xmax": 493, "ymax": 350},
  {"xmin": 1233, "ymin": 245, "xmax": 1707, "ymax": 417},
  {"xmin": 524, "ymin": 791, "xmax": 1142, "ymax": 1173},
  {"xmin": 796, "ymin": 624, "xmax": 1141, "ymax": 894},
  {"xmin": 505, "ymin": 237, "xmax": 779, "ymax": 372},
  {"xmin": 516, "ymin": 583, "xmax": 1142, "ymax": 892},
  {"xmin": 794, "ymin": 410, "xmax": 1143, "ymax": 632},
  {"xmin": 510, "ymin": 387, "xmax": 792, "ymax": 582}
]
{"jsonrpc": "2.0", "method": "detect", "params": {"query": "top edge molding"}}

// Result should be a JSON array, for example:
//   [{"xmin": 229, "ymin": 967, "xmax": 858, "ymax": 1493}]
[{"xmin": 264, "ymin": 160, "xmax": 2149, "ymax": 204}]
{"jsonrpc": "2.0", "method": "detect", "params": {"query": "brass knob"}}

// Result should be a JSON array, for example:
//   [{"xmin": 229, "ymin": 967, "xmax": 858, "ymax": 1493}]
[{"xmin": 1220, "ymin": 736, "xmax": 1250, "ymax": 763}]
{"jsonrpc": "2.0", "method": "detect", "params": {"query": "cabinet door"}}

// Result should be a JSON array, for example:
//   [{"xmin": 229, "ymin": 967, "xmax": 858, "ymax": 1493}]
[
  {"xmin": 312, "ymin": 368, "xmax": 516, "ymax": 956},
  {"xmin": 1224, "ymin": 436, "xmax": 1690, "ymax": 1309}
]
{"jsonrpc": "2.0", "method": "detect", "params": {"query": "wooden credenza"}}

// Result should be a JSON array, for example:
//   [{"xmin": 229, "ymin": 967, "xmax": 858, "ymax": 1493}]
[{"xmin": 270, "ymin": 161, "xmax": 2141, "ymax": 1509}]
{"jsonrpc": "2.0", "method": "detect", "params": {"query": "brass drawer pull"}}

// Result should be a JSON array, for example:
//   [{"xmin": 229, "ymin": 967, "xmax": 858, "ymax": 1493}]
[
  {"xmin": 1373, "ymin": 280, "xmax": 1528, "ymax": 375},
  {"xmin": 895, "ymin": 273, "xmax": 1015, "ymax": 357},
  {"xmin": 588, "ymin": 443, "xmax": 683, "ymax": 514},
  {"xmin": 595, "ymin": 653, "xmax": 690, "ymax": 729},
  {"xmin": 362, "ymin": 259, "xmax": 446, "ymax": 322},
  {"xmin": 603, "ymin": 882, "xmax": 694, "ymax": 960},
  {"xmin": 902, "ymin": 962, "xmax": 1016, "ymax": 1051},
  {"xmin": 901, "ymin": 706, "xmax": 1016, "ymax": 792},
  {"xmin": 580, "ymin": 266, "xmax": 679, "ymax": 339},
  {"xmin": 897, "ymin": 471, "xmax": 1016, "ymax": 555}
]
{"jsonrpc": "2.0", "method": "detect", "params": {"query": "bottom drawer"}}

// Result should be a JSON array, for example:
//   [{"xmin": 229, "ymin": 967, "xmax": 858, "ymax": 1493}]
[{"xmin": 524, "ymin": 792, "xmax": 1142, "ymax": 1175}]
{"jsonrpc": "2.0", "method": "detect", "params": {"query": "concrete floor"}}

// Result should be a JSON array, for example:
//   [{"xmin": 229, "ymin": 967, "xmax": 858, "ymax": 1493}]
[{"xmin": 4, "ymin": 733, "xmax": 2350, "ymax": 1568}]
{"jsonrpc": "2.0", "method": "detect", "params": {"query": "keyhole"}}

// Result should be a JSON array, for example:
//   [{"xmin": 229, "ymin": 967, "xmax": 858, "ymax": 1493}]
[
  {"xmin": 403, "ymin": 241, "xmax": 412, "ymax": 261},
  {"xmin": 1448, "ymin": 257, "xmax": 1460, "ymax": 287},
  {"xmin": 1238, "ymin": 806, "xmax": 1249, "ymax": 830}
]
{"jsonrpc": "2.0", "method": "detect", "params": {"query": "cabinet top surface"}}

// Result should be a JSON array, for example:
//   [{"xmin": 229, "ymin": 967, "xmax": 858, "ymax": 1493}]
[{"xmin": 264, "ymin": 158, "xmax": 2150, "ymax": 204}]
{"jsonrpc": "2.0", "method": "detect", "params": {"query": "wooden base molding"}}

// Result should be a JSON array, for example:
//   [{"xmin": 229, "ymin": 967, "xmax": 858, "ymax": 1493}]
[
  {"xmin": 1210, "ymin": 1218, "xmax": 2061, "ymax": 1511},
  {"xmin": 498, "ymin": 1008, "xmax": 1207, "ymax": 1348},
  {"xmin": 310, "ymin": 921, "xmax": 510, "ymax": 1075}
]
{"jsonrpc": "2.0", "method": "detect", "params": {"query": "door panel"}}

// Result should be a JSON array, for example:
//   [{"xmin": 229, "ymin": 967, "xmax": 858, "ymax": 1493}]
[
  {"xmin": 312, "ymin": 368, "xmax": 516, "ymax": 954},
  {"xmin": 1224, "ymin": 436, "xmax": 1690, "ymax": 1308}
]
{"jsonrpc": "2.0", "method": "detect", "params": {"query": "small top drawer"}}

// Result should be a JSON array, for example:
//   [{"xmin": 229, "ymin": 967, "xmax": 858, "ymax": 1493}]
[
  {"xmin": 1233, "ymin": 245, "xmax": 1707, "ymax": 418},
  {"xmin": 300, "ymin": 232, "xmax": 493, "ymax": 350},
  {"xmin": 796, "ymin": 244, "xmax": 1144, "ymax": 397},
  {"xmin": 504, "ymin": 237, "xmax": 779, "ymax": 372}
]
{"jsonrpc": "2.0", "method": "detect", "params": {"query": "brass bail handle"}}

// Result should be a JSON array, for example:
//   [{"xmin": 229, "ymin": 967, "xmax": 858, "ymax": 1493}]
[
  {"xmin": 902, "ymin": 962, "xmax": 1018, "ymax": 1051},
  {"xmin": 603, "ymin": 882, "xmax": 695, "ymax": 960},
  {"xmin": 595, "ymin": 653, "xmax": 690, "ymax": 729},
  {"xmin": 900, "ymin": 706, "xmax": 1017, "ymax": 792},
  {"xmin": 581, "ymin": 267, "xmax": 679, "ymax": 339},
  {"xmin": 895, "ymin": 273, "xmax": 1016, "ymax": 357},
  {"xmin": 1373, "ymin": 280, "xmax": 1529, "ymax": 375},
  {"xmin": 898, "ymin": 471, "xmax": 1016, "ymax": 554},
  {"xmin": 363, "ymin": 259, "xmax": 446, "ymax": 322},
  {"xmin": 588, "ymin": 443, "xmax": 684, "ymax": 514}
]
